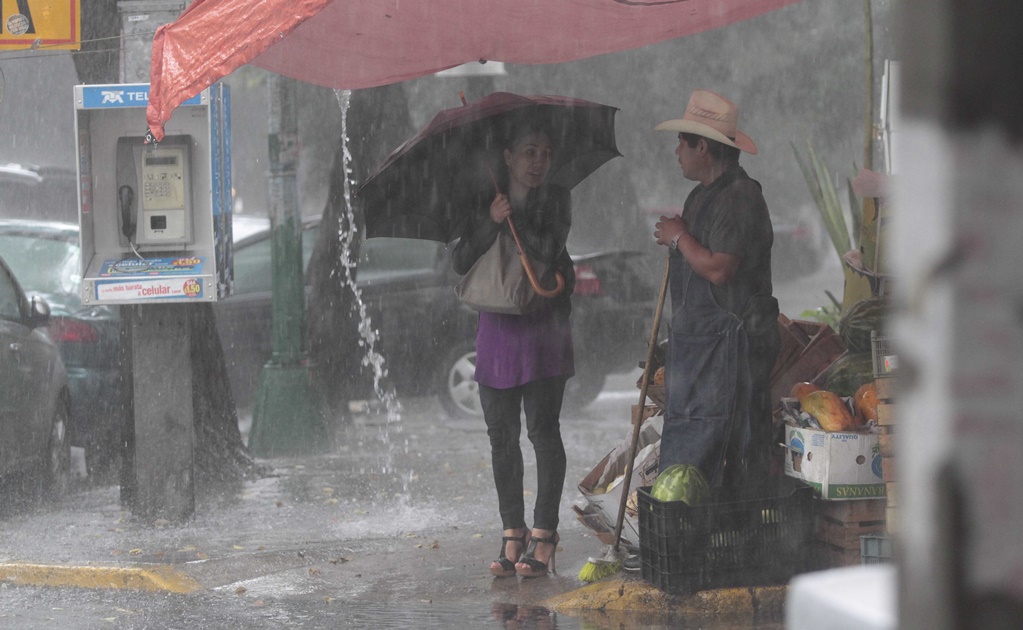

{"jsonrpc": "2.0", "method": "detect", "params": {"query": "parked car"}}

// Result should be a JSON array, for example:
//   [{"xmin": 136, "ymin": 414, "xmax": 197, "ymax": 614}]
[
  {"xmin": 0, "ymin": 220, "xmax": 121, "ymax": 474},
  {"xmin": 0, "ymin": 252, "xmax": 71, "ymax": 499},
  {"xmin": 216, "ymin": 215, "xmax": 661, "ymax": 418},
  {"xmin": 0, "ymin": 163, "xmax": 79, "ymax": 222}
]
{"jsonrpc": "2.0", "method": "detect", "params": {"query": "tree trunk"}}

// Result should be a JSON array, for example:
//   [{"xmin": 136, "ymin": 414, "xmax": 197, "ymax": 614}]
[
  {"xmin": 71, "ymin": 0, "xmax": 120, "ymax": 85},
  {"xmin": 191, "ymin": 304, "xmax": 269, "ymax": 488}
]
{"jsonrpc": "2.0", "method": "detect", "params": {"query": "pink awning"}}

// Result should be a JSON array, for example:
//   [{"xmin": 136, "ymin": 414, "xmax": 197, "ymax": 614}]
[{"xmin": 147, "ymin": 0, "xmax": 801, "ymax": 141}]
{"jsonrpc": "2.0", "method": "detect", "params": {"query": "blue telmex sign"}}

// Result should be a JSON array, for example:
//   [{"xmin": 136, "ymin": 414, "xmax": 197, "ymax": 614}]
[{"xmin": 79, "ymin": 85, "xmax": 204, "ymax": 110}]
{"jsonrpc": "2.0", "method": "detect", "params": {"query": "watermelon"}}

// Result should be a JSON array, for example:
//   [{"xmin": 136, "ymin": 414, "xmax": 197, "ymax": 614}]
[
  {"xmin": 840, "ymin": 297, "xmax": 890, "ymax": 353},
  {"xmin": 651, "ymin": 464, "xmax": 710, "ymax": 506},
  {"xmin": 822, "ymin": 351, "xmax": 875, "ymax": 397}
]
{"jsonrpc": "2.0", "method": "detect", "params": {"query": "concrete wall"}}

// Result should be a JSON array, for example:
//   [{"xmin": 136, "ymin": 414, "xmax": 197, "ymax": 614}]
[{"xmin": 896, "ymin": 1, "xmax": 1023, "ymax": 628}]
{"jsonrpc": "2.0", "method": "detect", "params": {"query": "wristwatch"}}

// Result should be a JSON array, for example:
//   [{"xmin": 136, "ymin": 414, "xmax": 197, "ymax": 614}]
[{"xmin": 669, "ymin": 232, "xmax": 683, "ymax": 251}]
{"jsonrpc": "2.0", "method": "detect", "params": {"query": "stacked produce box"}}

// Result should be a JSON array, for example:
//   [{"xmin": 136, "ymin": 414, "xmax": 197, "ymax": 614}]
[
  {"xmin": 872, "ymin": 331, "xmax": 897, "ymax": 533},
  {"xmin": 814, "ymin": 498, "xmax": 888, "ymax": 567},
  {"xmin": 780, "ymin": 379, "xmax": 888, "ymax": 568}
]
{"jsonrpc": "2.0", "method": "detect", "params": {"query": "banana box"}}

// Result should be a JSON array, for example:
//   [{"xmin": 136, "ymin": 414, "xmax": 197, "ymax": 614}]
[{"xmin": 784, "ymin": 423, "xmax": 886, "ymax": 501}]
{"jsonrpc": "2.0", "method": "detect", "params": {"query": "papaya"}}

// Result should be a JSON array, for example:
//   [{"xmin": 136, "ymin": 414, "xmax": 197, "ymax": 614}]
[
  {"xmin": 800, "ymin": 389, "xmax": 859, "ymax": 432},
  {"xmin": 789, "ymin": 381, "xmax": 820, "ymax": 402},
  {"xmin": 854, "ymin": 382, "xmax": 879, "ymax": 423},
  {"xmin": 651, "ymin": 464, "xmax": 710, "ymax": 506}
]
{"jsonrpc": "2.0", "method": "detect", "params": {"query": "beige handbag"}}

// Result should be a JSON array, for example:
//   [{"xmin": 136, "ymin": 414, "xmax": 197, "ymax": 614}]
[{"xmin": 454, "ymin": 231, "xmax": 547, "ymax": 315}]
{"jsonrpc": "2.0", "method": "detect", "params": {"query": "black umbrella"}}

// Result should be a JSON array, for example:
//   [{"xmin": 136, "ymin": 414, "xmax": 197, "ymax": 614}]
[{"xmin": 356, "ymin": 91, "xmax": 621, "ymax": 244}]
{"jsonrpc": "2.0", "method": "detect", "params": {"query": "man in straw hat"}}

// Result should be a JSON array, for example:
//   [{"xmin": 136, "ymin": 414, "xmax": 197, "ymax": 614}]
[{"xmin": 652, "ymin": 89, "xmax": 781, "ymax": 491}]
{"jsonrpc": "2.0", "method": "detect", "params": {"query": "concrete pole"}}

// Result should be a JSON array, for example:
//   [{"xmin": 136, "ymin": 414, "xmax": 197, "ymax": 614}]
[
  {"xmin": 117, "ymin": 0, "xmax": 194, "ymax": 521},
  {"xmin": 247, "ymin": 74, "xmax": 330, "ymax": 457}
]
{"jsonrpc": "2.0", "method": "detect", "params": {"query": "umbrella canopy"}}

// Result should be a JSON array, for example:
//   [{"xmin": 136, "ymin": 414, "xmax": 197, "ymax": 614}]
[
  {"xmin": 355, "ymin": 92, "xmax": 621, "ymax": 243},
  {"xmin": 146, "ymin": 0, "xmax": 802, "ymax": 141}
]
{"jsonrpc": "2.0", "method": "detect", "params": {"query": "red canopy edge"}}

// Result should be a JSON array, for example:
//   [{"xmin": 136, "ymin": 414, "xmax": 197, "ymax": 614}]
[
  {"xmin": 147, "ymin": 0, "xmax": 332, "ymax": 140},
  {"xmin": 146, "ymin": 0, "xmax": 800, "ymax": 142}
]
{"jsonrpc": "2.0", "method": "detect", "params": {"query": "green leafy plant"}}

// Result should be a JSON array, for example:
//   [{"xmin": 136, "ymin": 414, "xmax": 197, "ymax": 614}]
[
  {"xmin": 791, "ymin": 140, "xmax": 861, "ymax": 265},
  {"xmin": 800, "ymin": 289, "xmax": 842, "ymax": 330}
]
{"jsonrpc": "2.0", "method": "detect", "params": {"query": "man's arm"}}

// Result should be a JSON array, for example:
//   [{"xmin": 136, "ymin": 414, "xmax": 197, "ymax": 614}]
[{"xmin": 655, "ymin": 214, "xmax": 740, "ymax": 286}]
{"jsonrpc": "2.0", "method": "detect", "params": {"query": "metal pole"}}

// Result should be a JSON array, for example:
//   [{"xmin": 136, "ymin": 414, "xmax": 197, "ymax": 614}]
[{"xmin": 247, "ymin": 74, "xmax": 330, "ymax": 456}]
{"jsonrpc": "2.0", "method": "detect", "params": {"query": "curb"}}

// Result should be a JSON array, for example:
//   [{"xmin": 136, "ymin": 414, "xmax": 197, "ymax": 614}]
[
  {"xmin": 0, "ymin": 563, "xmax": 201, "ymax": 594},
  {"xmin": 543, "ymin": 577, "xmax": 787, "ymax": 615}
]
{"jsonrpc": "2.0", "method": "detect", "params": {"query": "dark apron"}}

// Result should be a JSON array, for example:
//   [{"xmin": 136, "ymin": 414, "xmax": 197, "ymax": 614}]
[{"xmin": 659, "ymin": 176, "xmax": 754, "ymax": 487}]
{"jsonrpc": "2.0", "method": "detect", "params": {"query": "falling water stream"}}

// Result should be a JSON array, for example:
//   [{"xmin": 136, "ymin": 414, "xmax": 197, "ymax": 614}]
[{"xmin": 332, "ymin": 89, "xmax": 411, "ymax": 493}]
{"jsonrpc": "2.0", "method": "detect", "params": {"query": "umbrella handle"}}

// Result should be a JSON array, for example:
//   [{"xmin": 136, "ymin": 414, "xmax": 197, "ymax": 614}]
[
  {"xmin": 506, "ymin": 216, "xmax": 565, "ymax": 298},
  {"xmin": 482, "ymin": 158, "xmax": 565, "ymax": 299}
]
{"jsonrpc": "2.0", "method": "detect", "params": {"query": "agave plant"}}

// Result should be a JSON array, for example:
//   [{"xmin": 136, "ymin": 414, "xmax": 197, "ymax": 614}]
[
  {"xmin": 793, "ymin": 0, "xmax": 876, "ymax": 267},
  {"xmin": 791, "ymin": 140, "xmax": 862, "ymax": 265}
]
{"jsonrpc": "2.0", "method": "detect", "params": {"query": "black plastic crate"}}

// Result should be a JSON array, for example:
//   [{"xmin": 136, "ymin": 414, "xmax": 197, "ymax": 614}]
[{"xmin": 638, "ymin": 476, "xmax": 816, "ymax": 595}]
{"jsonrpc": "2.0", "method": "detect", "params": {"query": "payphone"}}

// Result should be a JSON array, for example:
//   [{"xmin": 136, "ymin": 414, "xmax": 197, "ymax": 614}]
[
  {"xmin": 74, "ymin": 83, "xmax": 232, "ymax": 305},
  {"xmin": 116, "ymin": 135, "xmax": 193, "ymax": 248}
]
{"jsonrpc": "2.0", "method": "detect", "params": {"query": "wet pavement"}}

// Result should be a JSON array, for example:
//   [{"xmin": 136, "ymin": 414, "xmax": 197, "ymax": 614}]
[
  {"xmin": 0, "ymin": 262, "xmax": 841, "ymax": 628},
  {"xmin": 0, "ymin": 374, "xmax": 789, "ymax": 629}
]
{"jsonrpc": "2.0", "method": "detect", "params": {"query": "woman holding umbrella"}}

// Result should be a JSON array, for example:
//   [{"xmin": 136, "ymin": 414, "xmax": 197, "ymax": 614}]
[{"xmin": 452, "ymin": 119, "xmax": 576, "ymax": 578}]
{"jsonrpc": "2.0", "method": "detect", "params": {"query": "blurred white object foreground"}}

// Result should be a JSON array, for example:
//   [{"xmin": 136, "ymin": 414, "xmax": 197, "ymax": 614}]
[{"xmin": 786, "ymin": 565, "xmax": 896, "ymax": 630}]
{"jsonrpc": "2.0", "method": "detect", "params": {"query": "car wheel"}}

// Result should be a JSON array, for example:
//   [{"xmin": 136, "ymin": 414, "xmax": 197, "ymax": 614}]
[
  {"xmin": 43, "ymin": 403, "xmax": 72, "ymax": 501},
  {"xmin": 437, "ymin": 341, "xmax": 484, "ymax": 420},
  {"xmin": 563, "ymin": 370, "xmax": 606, "ymax": 412}
]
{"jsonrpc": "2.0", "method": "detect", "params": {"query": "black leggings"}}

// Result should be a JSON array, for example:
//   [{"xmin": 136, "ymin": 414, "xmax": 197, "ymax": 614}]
[{"xmin": 479, "ymin": 376, "xmax": 567, "ymax": 532}]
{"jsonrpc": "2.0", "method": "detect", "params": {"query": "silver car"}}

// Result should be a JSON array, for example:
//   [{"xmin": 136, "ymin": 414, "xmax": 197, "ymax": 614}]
[{"xmin": 0, "ymin": 254, "xmax": 71, "ymax": 500}]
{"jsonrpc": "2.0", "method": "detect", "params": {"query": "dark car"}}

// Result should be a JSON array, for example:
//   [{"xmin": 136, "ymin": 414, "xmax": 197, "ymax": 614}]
[
  {"xmin": 0, "ymin": 252, "xmax": 71, "ymax": 499},
  {"xmin": 216, "ymin": 215, "xmax": 660, "ymax": 418},
  {"xmin": 0, "ymin": 220, "xmax": 121, "ymax": 473}
]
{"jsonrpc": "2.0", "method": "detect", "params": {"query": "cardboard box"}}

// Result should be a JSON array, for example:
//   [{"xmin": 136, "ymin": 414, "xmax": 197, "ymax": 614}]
[
  {"xmin": 575, "ymin": 415, "xmax": 662, "ymax": 548},
  {"xmin": 783, "ymin": 424, "xmax": 886, "ymax": 501}
]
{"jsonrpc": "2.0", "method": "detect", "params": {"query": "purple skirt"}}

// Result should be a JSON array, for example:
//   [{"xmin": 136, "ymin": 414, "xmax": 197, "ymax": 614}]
[{"xmin": 474, "ymin": 306, "xmax": 575, "ymax": 389}]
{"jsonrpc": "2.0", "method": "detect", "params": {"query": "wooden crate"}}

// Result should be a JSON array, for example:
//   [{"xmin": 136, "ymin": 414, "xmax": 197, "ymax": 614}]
[
  {"xmin": 878, "ymin": 430, "xmax": 895, "ymax": 457},
  {"xmin": 882, "ymin": 456, "xmax": 897, "ymax": 482},
  {"xmin": 886, "ymin": 482, "xmax": 898, "ymax": 534},
  {"xmin": 874, "ymin": 395, "xmax": 897, "ymax": 530},
  {"xmin": 875, "ymin": 377, "xmax": 896, "ymax": 401},
  {"xmin": 769, "ymin": 316, "xmax": 846, "ymax": 407},
  {"xmin": 816, "ymin": 497, "xmax": 888, "ymax": 523},
  {"xmin": 813, "ymin": 497, "xmax": 887, "ymax": 567},
  {"xmin": 877, "ymin": 401, "xmax": 896, "ymax": 426},
  {"xmin": 815, "ymin": 541, "xmax": 863, "ymax": 568}
]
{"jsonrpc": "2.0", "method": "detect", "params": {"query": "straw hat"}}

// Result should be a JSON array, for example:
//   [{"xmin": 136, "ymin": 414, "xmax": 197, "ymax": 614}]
[{"xmin": 655, "ymin": 90, "xmax": 757, "ymax": 155}]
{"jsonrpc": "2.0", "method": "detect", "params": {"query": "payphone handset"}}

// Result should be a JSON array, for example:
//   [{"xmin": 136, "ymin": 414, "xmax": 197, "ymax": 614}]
[{"xmin": 115, "ymin": 135, "xmax": 194, "ymax": 249}]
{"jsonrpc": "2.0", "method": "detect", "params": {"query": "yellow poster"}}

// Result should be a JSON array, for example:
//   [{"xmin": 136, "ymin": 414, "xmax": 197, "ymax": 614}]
[{"xmin": 0, "ymin": 0, "xmax": 80, "ymax": 50}]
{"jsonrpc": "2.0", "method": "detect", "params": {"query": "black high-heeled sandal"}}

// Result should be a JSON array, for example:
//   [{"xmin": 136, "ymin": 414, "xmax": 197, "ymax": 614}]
[
  {"xmin": 515, "ymin": 531, "xmax": 558, "ymax": 578},
  {"xmin": 490, "ymin": 530, "xmax": 529, "ymax": 577}
]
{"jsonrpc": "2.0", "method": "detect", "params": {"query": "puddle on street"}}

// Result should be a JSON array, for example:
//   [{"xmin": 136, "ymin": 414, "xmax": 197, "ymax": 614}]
[{"xmin": 268, "ymin": 600, "xmax": 786, "ymax": 629}]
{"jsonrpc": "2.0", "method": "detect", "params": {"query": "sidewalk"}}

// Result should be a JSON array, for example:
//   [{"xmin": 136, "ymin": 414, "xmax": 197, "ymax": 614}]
[{"xmin": 0, "ymin": 384, "xmax": 788, "ymax": 625}]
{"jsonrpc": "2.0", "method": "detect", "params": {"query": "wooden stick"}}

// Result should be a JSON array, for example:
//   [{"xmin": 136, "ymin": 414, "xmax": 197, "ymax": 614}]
[{"xmin": 611, "ymin": 252, "xmax": 671, "ymax": 552}]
